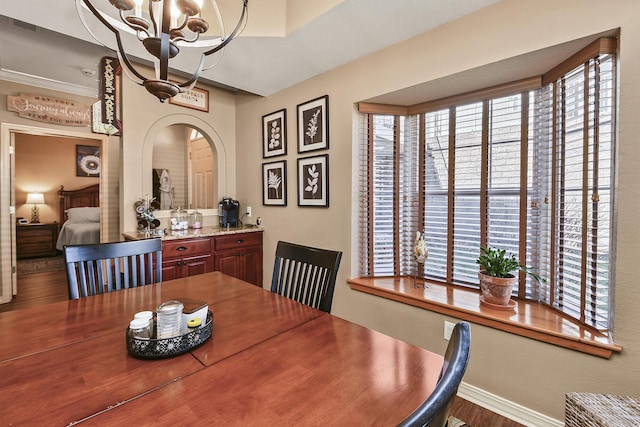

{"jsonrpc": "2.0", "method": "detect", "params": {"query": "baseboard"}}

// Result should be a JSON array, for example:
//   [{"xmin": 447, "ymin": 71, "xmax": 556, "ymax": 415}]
[{"xmin": 458, "ymin": 382, "xmax": 564, "ymax": 427}]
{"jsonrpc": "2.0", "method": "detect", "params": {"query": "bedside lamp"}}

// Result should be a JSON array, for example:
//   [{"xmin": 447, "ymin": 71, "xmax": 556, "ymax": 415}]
[{"xmin": 26, "ymin": 192, "xmax": 45, "ymax": 223}]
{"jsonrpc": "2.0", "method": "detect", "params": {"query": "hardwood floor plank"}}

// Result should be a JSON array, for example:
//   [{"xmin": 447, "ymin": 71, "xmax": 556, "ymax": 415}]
[{"xmin": 0, "ymin": 270, "xmax": 68, "ymax": 313}]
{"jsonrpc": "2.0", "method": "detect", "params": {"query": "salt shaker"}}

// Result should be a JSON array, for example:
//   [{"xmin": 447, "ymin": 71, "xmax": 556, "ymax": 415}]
[
  {"xmin": 134, "ymin": 311, "xmax": 154, "ymax": 337},
  {"xmin": 128, "ymin": 318, "xmax": 151, "ymax": 339}
]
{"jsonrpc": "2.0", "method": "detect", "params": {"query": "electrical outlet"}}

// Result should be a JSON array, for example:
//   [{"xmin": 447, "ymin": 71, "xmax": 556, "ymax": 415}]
[
  {"xmin": 444, "ymin": 321, "xmax": 455, "ymax": 341},
  {"xmin": 256, "ymin": 217, "xmax": 262, "ymax": 226},
  {"xmin": 246, "ymin": 206, "xmax": 252, "ymax": 217}
]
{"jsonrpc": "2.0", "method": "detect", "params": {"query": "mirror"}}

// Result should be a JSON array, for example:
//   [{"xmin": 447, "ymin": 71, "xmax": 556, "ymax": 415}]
[{"xmin": 152, "ymin": 125, "xmax": 215, "ymax": 211}]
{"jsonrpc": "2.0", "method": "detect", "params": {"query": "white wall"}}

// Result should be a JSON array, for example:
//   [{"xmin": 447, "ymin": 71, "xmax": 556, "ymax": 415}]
[{"xmin": 235, "ymin": 0, "xmax": 640, "ymax": 421}]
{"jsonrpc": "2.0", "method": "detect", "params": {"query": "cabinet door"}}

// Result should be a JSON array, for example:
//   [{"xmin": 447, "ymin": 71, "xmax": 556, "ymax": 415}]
[
  {"xmin": 161, "ymin": 259, "xmax": 182, "ymax": 282},
  {"xmin": 214, "ymin": 248, "xmax": 262, "ymax": 287},
  {"xmin": 183, "ymin": 254, "xmax": 214, "ymax": 277},
  {"xmin": 215, "ymin": 250, "xmax": 241, "ymax": 279},
  {"xmin": 242, "ymin": 247, "xmax": 263, "ymax": 287}
]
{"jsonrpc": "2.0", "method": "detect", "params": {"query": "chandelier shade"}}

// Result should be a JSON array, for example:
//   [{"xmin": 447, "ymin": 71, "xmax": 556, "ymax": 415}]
[{"xmin": 76, "ymin": 0, "xmax": 248, "ymax": 102}]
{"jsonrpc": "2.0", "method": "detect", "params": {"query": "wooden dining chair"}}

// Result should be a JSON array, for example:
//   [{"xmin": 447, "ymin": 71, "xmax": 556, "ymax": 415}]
[
  {"xmin": 397, "ymin": 322, "xmax": 471, "ymax": 427},
  {"xmin": 270, "ymin": 241, "xmax": 342, "ymax": 313},
  {"xmin": 64, "ymin": 239, "xmax": 162, "ymax": 300}
]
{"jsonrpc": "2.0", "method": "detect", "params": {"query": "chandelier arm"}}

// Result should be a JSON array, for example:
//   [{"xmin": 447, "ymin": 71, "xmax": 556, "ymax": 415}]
[
  {"xmin": 119, "ymin": 9, "xmax": 151, "ymax": 39},
  {"xmin": 201, "ymin": 45, "xmax": 225, "ymax": 72},
  {"xmin": 78, "ymin": 0, "xmax": 148, "ymax": 83},
  {"xmin": 115, "ymin": 50, "xmax": 145, "ymax": 87},
  {"xmin": 176, "ymin": 15, "xmax": 189, "ymax": 32},
  {"xmin": 178, "ymin": 55, "xmax": 206, "ymax": 89},
  {"xmin": 203, "ymin": 0, "xmax": 248, "ymax": 56},
  {"xmin": 146, "ymin": 0, "xmax": 157, "ymax": 38},
  {"xmin": 172, "ymin": 32, "xmax": 202, "ymax": 45}
]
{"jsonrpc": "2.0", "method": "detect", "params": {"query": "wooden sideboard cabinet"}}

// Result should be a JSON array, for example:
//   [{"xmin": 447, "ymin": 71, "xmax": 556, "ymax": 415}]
[
  {"xmin": 16, "ymin": 222, "xmax": 59, "ymax": 259},
  {"xmin": 213, "ymin": 231, "xmax": 263, "ymax": 287},
  {"xmin": 161, "ymin": 237, "xmax": 214, "ymax": 281}
]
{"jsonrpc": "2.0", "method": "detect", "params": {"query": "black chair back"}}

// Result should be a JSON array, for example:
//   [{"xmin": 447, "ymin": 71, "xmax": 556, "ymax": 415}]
[
  {"xmin": 64, "ymin": 239, "xmax": 162, "ymax": 300},
  {"xmin": 397, "ymin": 322, "xmax": 471, "ymax": 427},
  {"xmin": 270, "ymin": 241, "xmax": 342, "ymax": 313}
]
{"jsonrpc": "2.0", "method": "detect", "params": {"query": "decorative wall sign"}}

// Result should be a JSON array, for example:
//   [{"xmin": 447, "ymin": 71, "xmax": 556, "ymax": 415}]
[
  {"xmin": 7, "ymin": 93, "xmax": 91, "ymax": 127},
  {"xmin": 262, "ymin": 160, "xmax": 287, "ymax": 206},
  {"xmin": 262, "ymin": 109, "xmax": 287, "ymax": 158},
  {"xmin": 94, "ymin": 56, "xmax": 122, "ymax": 135},
  {"xmin": 76, "ymin": 145, "xmax": 101, "ymax": 177},
  {"xmin": 92, "ymin": 101, "xmax": 120, "ymax": 135},
  {"xmin": 169, "ymin": 85, "xmax": 209, "ymax": 112},
  {"xmin": 297, "ymin": 95, "xmax": 329, "ymax": 153},
  {"xmin": 297, "ymin": 154, "xmax": 328, "ymax": 207}
]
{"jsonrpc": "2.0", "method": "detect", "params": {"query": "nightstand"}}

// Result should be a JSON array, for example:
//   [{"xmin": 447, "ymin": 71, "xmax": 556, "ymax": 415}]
[{"xmin": 16, "ymin": 222, "xmax": 60, "ymax": 259}]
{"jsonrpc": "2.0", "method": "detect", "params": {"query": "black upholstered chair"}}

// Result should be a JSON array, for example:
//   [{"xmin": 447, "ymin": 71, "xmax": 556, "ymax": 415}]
[
  {"xmin": 270, "ymin": 241, "xmax": 342, "ymax": 313},
  {"xmin": 397, "ymin": 321, "xmax": 471, "ymax": 427},
  {"xmin": 64, "ymin": 239, "xmax": 162, "ymax": 300}
]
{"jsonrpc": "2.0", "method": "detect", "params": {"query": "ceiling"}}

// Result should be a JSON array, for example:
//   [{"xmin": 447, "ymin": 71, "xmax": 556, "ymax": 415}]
[{"xmin": 0, "ymin": 0, "xmax": 502, "ymax": 99}]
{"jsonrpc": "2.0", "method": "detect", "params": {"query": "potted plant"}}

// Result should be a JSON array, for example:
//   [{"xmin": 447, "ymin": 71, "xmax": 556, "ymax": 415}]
[{"xmin": 476, "ymin": 246, "xmax": 544, "ymax": 307}]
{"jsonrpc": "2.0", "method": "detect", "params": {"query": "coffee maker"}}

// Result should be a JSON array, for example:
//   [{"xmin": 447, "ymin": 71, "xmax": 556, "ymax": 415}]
[{"xmin": 218, "ymin": 197, "xmax": 240, "ymax": 228}]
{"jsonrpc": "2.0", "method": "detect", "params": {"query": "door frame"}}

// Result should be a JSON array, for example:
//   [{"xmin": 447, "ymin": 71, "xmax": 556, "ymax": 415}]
[{"xmin": 0, "ymin": 122, "xmax": 108, "ymax": 303}]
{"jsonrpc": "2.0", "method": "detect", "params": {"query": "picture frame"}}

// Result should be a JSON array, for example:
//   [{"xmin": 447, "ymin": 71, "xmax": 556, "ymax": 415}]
[
  {"xmin": 297, "ymin": 154, "xmax": 329, "ymax": 207},
  {"xmin": 262, "ymin": 160, "xmax": 287, "ymax": 206},
  {"xmin": 262, "ymin": 108, "xmax": 287, "ymax": 158},
  {"xmin": 297, "ymin": 95, "xmax": 329, "ymax": 153},
  {"xmin": 76, "ymin": 144, "xmax": 101, "ymax": 177},
  {"xmin": 168, "ymin": 85, "xmax": 209, "ymax": 112}
]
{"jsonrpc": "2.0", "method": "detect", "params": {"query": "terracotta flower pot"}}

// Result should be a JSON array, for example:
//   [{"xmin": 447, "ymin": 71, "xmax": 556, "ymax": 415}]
[{"xmin": 478, "ymin": 271, "xmax": 516, "ymax": 306}]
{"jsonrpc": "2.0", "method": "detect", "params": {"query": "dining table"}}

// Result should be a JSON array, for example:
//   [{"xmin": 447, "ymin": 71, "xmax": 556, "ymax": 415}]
[{"xmin": 0, "ymin": 271, "xmax": 444, "ymax": 426}]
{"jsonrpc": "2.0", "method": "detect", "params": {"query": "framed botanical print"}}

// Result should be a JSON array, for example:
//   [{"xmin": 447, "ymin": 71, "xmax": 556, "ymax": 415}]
[
  {"xmin": 262, "ymin": 108, "xmax": 287, "ymax": 158},
  {"xmin": 297, "ymin": 95, "xmax": 329, "ymax": 153},
  {"xmin": 297, "ymin": 154, "xmax": 328, "ymax": 207},
  {"xmin": 76, "ymin": 144, "xmax": 101, "ymax": 177},
  {"xmin": 262, "ymin": 160, "xmax": 287, "ymax": 206}
]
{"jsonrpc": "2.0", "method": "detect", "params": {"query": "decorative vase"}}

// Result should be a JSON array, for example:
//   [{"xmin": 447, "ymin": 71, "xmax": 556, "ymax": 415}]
[
  {"xmin": 413, "ymin": 231, "xmax": 428, "ymax": 288},
  {"xmin": 478, "ymin": 271, "xmax": 516, "ymax": 306}
]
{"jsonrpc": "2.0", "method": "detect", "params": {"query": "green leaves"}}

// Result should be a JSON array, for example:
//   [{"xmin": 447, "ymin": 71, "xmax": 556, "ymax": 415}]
[{"xmin": 476, "ymin": 246, "xmax": 545, "ymax": 283}]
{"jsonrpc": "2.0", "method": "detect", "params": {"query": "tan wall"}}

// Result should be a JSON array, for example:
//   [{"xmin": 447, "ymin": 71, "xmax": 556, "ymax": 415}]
[{"xmin": 235, "ymin": 0, "xmax": 640, "ymax": 421}]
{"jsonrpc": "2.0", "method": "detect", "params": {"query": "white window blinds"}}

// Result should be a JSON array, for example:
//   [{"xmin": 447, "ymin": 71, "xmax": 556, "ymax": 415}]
[{"xmin": 358, "ymin": 41, "xmax": 617, "ymax": 331}]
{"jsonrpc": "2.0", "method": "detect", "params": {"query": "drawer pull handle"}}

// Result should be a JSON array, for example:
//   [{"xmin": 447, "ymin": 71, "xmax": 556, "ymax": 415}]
[
  {"xmin": 236, "ymin": 239, "xmax": 244, "ymax": 244},
  {"xmin": 177, "ymin": 246, "xmax": 187, "ymax": 251}
]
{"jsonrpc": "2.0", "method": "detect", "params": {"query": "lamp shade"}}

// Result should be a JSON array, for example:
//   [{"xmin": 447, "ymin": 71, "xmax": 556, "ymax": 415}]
[{"xmin": 26, "ymin": 193, "xmax": 45, "ymax": 205}]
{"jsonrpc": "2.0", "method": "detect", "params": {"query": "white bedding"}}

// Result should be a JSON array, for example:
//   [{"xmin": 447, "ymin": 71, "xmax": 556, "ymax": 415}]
[
  {"xmin": 56, "ymin": 207, "xmax": 101, "ymax": 250},
  {"xmin": 56, "ymin": 222, "xmax": 100, "ymax": 250}
]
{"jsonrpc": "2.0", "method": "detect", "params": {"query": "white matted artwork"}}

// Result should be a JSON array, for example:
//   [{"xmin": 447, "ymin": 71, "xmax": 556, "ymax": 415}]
[
  {"xmin": 262, "ymin": 108, "xmax": 287, "ymax": 158},
  {"xmin": 297, "ymin": 154, "xmax": 328, "ymax": 207},
  {"xmin": 297, "ymin": 95, "xmax": 329, "ymax": 153},
  {"xmin": 262, "ymin": 160, "xmax": 287, "ymax": 206}
]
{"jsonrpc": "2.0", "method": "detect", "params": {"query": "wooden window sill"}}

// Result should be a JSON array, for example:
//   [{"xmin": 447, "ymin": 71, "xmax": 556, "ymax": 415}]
[{"xmin": 348, "ymin": 276, "xmax": 622, "ymax": 359}]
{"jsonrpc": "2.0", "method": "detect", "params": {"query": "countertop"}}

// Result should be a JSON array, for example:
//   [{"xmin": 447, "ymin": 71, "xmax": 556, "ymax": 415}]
[{"xmin": 123, "ymin": 225, "xmax": 263, "ymax": 241}]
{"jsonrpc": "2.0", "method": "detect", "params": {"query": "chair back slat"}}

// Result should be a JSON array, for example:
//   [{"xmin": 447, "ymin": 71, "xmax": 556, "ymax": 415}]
[
  {"xmin": 396, "ymin": 322, "xmax": 471, "ymax": 427},
  {"xmin": 270, "ymin": 241, "xmax": 342, "ymax": 313},
  {"xmin": 64, "ymin": 239, "xmax": 163, "ymax": 300}
]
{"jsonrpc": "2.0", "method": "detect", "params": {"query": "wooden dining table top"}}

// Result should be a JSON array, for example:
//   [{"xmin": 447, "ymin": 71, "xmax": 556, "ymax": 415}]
[{"xmin": 0, "ymin": 272, "xmax": 443, "ymax": 426}]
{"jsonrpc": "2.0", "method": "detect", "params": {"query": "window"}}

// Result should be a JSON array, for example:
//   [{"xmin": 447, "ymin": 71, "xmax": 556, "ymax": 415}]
[{"xmin": 358, "ymin": 38, "xmax": 617, "ymax": 331}]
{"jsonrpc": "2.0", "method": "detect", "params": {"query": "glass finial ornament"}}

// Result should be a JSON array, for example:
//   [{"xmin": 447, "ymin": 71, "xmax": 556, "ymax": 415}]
[{"xmin": 413, "ymin": 231, "xmax": 428, "ymax": 289}]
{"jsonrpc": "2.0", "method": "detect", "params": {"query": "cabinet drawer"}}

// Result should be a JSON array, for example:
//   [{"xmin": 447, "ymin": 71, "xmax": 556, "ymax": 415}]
[
  {"xmin": 17, "ymin": 228, "xmax": 53, "ymax": 238},
  {"xmin": 163, "ymin": 238, "xmax": 211, "ymax": 259},
  {"xmin": 214, "ymin": 232, "xmax": 262, "ymax": 251}
]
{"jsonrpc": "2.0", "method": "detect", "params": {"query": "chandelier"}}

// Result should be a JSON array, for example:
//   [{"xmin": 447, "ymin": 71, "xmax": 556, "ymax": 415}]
[{"xmin": 76, "ymin": 0, "xmax": 248, "ymax": 102}]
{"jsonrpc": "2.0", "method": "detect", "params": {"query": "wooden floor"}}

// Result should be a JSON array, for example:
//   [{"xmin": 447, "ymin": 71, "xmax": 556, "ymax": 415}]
[
  {"xmin": 0, "ymin": 269, "xmax": 68, "ymax": 313},
  {"xmin": 1, "ymin": 270, "xmax": 523, "ymax": 426}
]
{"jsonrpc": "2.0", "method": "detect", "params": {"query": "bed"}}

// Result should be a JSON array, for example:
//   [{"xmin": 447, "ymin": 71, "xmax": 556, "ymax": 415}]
[{"xmin": 56, "ymin": 184, "xmax": 101, "ymax": 251}]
